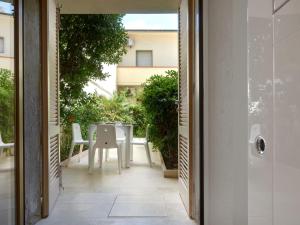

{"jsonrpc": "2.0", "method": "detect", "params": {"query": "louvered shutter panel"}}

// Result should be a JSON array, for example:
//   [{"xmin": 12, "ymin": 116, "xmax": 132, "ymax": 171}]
[
  {"xmin": 48, "ymin": 0, "xmax": 61, "ymax": 213},
  {"xmin": 178, "ymin": 0, "xmax": 194, "ymax": 217}
]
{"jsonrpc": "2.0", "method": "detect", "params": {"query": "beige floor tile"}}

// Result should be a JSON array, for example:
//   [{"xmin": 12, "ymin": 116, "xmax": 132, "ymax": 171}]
[
  {"xmin": 109, "ymin": 202, "xmax": 167, "ymax": 217},
  {"xmin": 36, "ymin": 146, "xmax": 195, "ymax": 225}
]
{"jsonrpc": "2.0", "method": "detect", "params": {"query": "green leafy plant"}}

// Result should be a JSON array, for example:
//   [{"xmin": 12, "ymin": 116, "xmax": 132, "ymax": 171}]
[
  {"xmin": 0, "ymin": 68, "xmax": 14, "ymax": 143},
  {"xmin": 141, "ymin": 70, "xmax": 178, "ymax": 169},
  {"xmin": 128, "ymin": 104, "xmax": 147, "ymax": 137}
]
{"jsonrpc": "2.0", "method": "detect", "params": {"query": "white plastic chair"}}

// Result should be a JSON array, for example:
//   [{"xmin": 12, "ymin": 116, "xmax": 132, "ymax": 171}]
[
  {"xmin": 105, "ymin": 122, "xmax": 125, "ymax": 161},
  {"xmin": 67, "ymin": 123, "xmax": 88, "ymax": 166},
  {"xmin": 0, "ymin": 133, "xmax": 14, "ymax": 157},
  {"xmin": 91, "ymin": 124, "xmax": 124, "ymax": 174},
  {"xmin": 130, "ymin": 125, "xmax": 152, "ymax": 167}
]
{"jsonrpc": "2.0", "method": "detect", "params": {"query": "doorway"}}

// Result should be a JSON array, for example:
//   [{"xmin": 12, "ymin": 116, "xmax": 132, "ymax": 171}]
[{"xmin": 36, "ymin": 0, "xmax": 201, "ymax": 224}]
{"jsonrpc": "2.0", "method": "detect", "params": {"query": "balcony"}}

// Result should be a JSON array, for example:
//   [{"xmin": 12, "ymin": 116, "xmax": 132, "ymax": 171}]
[{"xmin": 117, "ymin": 66, "xmax": 178, "ymax": 86}]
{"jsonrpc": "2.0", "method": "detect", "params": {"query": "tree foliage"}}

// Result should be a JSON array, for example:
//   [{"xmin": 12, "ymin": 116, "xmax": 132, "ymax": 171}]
[
  {"xmin": 141, "ymin": 70, "xmax": 178, "ymax": 169},
  {"xmin": 59, "ymin": 14, "xmax": 128, "ymax": 102},
  {"xmin": 0, "ymin": 69, "xmax": 14, "ymax": 142}
]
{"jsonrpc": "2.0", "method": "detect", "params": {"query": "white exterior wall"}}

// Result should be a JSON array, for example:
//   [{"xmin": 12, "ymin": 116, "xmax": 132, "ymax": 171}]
[
  {"xmin": 119, "ymin": 31, "xmax": 178, "ymax": 67},
  {"xmin": 0, "ymin": 13, "xmax": 14, "ymax": 72},
  {"xmin": 84, "ymin": 64, "xmax": 117, "ymax": 98},
  {"xmin": 117, "ymin": 30, "xmax": 178, "ymax": 87}
]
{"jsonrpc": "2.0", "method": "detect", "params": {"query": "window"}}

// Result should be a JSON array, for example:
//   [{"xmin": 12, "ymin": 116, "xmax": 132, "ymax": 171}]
[
  {"xmin": 136, "ymin": 50, "xmax": 153, "ymax": 67},
  {"xmin": 0, "ymin": 37, "xmax": 4, "ymax": 53}
]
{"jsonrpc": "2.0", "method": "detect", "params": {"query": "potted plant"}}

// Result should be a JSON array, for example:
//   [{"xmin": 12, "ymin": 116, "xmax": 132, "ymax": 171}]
[{"xmin": 141, "ymin": 70, "xmax": 178, "ymax": 178}]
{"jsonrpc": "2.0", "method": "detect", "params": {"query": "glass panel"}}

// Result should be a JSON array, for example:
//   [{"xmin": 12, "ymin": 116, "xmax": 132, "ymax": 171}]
[{"xmin": 0, "ymin": 1, "xmax": 16, "ymax": 224}]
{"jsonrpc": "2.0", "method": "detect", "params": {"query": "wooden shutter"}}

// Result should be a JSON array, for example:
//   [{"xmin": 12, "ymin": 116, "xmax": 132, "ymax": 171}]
[
  {"xmin": 42, "ymin": 0, "xmax": 61, "ymax": 217},
  {"xmin": 48, "ymin": 0, "xmax": 61, "ymax": 213},
  {"xmin": 178, "ymin": 0, "xmax": 194, "ymax": 217}
]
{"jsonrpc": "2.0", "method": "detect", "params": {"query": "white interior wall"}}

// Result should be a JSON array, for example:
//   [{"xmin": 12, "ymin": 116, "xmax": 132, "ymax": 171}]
[
  {"xmin": 204, "ymin": 0, "xmax": 248, "ymax": 224},
  {"xmin": 273, "ymin": 1, "xmax": 300, "ymax": 224},
  {"xmin": 247, "ymin": 0, "xmax": 274, "ymax": 224}
]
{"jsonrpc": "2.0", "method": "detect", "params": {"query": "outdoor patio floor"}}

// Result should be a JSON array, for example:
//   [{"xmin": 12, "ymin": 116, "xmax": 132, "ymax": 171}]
[{"xmin": 37, "ymin": 145, "xmax": 195, "ymax": 225}]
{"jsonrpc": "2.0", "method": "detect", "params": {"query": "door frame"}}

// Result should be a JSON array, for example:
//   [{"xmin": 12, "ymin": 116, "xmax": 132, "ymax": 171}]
[
  {"xmin": 41, "ymin": 0, "xmax": 49, "ymax": 217},
  {"xmin": 38, "ymin": 0, "xmax": 204, "ymax": 222},
  {"xmin": 15, "ymin": 0, "xmax": 25, "ymax": 223},
  {"xmin": 195, "ymin": 0, "xmax": 204, "ymax": 223},
  {"xmin": 189, "ymin": 0, "xmax": 204, "ymax": 222}
]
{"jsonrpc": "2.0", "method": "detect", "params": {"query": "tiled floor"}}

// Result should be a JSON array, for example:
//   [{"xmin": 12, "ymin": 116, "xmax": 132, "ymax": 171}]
[{"xmin": 37, "ymin": 146, "xmax": 195, "ymax": 225}]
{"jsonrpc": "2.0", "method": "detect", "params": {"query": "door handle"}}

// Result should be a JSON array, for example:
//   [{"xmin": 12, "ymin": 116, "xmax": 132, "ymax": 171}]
[{"xmin": 256, "ymin": 136, "xmax": 266, "ymax": 155}]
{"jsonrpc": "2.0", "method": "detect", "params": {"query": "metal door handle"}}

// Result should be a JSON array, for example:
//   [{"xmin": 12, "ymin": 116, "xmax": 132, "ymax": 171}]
[{"xmin": 256, "ymin": 136, "xmax": 266, "ymax": 155}]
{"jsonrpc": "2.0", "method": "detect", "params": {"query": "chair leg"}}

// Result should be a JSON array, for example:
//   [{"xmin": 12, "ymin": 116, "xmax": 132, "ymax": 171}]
[
  {"xmin": 130, "ymin": 145, "xmax": 133, "ymax": 161},
  {"xmin": 89, "ymin": 146, "xmax": 97, "ymax": 174},
  {"xmin": 98, "ymin": 148, "xmax": 103, "ymax": 168},
  {"xmin": 105, "ymin": 148, "xmax": 109, "ymax": 161},
  {"xmin": 67, "ymin": 143, "xmax": 75, "ymax": 166},
  {"xmin": 117, "ymin": 146, "xmax": 122, "ymax": 174},
  {"xmin": 78, "ymin": 144, "xmax": 84, "ymax": 162},
  {"xmin": 9, "ymin": 147, "xmax": 14, "ymax": 156},
  {"xmin": 145, "ymin": 142, "xmax": 152, "ymax": 167}
]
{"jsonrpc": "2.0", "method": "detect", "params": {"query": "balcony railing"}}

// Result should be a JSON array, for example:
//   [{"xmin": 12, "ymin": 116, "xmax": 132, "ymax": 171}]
[{"xmin": 117, "ymin": 66, "xmax": 178, "ymax": 86}]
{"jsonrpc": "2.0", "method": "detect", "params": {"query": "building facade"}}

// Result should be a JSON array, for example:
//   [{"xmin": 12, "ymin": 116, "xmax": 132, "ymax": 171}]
[
  {"xmin": 86, "ymin": 29, "xmax": 178, "ymax": 97},
  {"xmin": 117, "ymin": 30, "xmax": 178, "ymax": 88},
  {"xmin": 0, "ymin": 13, "xmax": 14, "ymax": 72}
]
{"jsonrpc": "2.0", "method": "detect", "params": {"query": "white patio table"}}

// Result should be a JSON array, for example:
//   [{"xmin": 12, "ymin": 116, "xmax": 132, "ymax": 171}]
[{"xmin": 88, "ymin": 123, "xmax": 133, "ymax": 172}]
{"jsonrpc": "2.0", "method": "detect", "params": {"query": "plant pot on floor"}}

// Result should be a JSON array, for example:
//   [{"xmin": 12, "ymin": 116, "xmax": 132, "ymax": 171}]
[{"xmin": 159, "ymin": 152, "xmax": 178, "ymax": 178}]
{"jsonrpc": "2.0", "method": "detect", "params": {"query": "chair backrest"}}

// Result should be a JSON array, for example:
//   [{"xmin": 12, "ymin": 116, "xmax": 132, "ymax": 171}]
[
  {"xmin": 115, "ymin": 122, "xmax": 125, "ymax": 139},
  {"xmin": 72, "ymin": 123, "xmax": 84, "ymax": 141},
  {"xmin": 94, "ymin": 124, "xmax": 118, "ymax": 149}
]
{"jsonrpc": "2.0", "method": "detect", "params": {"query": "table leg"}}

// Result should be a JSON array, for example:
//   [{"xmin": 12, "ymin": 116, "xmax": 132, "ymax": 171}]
[
  {"xmin": 88, "ymin": 125, "xmax": 96, "ymax": 173},
  {"xmin": 125, "ymin": 126, "xmax": 131, "ymax": 168},
  {"xmin": 130, "ymin": 125, "xmax": 133, "ymax": 161}
]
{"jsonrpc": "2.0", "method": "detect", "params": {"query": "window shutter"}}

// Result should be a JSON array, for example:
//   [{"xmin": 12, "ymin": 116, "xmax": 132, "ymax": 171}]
[
  {"xmin": 178, "ymin": 0, "xmax": 194, "ymax": 217},
  {"xmin": 42, "ymin": 0, "xmax": 61, "ymax": 216}
]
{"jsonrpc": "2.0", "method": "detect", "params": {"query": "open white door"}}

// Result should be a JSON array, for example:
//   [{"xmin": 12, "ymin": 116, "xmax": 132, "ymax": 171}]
[
  {"xmin": 178, "ymin": 0, "xmax": 194, "ymax": 218},
  {"xmin": 42, "ymin": 0, "xmax": 61, "ymax": 217}
]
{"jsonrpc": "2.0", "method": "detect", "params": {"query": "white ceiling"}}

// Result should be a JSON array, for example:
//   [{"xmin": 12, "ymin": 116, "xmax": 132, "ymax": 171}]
[{"xmin": 58, "ymin": 0, "xmax": 180, "ymax": 14}]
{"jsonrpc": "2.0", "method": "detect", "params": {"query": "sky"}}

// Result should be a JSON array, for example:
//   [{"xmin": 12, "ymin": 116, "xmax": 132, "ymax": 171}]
[
  {"xmin": 0, "ymin": 2, "xmax": 13, "ymax": 14},
  {"xmin": 122, "ymin": 14, "xmax": 178, "ymax": 30},
  {"xmin": 0, "ymin": 5, "xmax": 177, "ymax": 30}
]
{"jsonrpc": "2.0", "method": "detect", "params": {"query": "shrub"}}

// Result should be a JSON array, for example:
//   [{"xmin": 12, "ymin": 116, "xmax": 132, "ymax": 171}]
[
  {"xmin": 0, "ymin": 69, "xmax": 15, "ymax": 143},
  {"xmin": 128, "ymin": 104, "xmax": 147, "ymax": 137},
  {"xmin": 141, "ymin": 70, "xmax": 178, "ymax": 169}
]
